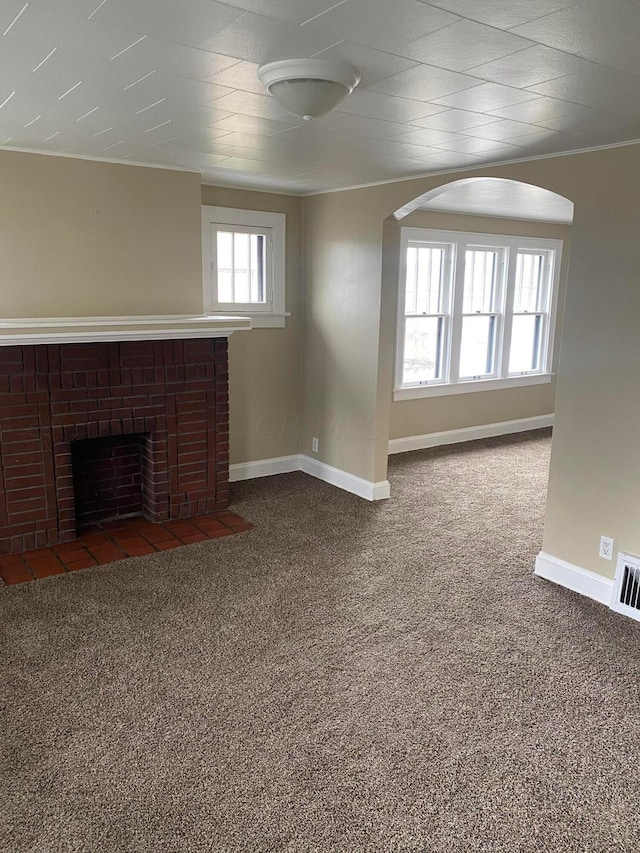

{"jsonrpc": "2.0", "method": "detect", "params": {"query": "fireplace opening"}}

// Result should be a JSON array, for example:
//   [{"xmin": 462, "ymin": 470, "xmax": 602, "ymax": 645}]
[{"xmin": 71, "ymin": 435, "xmax": 147, "ymax": 530}]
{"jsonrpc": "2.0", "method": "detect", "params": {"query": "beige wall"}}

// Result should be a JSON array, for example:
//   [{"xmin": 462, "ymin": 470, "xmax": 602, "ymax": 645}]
[
  {"xmin": 201, "ymin": 186, "xmax": 303, "ymax": 465},
  {"xmin": 389, "ymin": 211, "xmax": 571, "ymax": 440},
  {"xmin": 391, "ymin": 383, "xmax": 556, "ymax": 440},
  {"xmin": 302, "ymin": 145, "xmax": 640, "ymax": 578},
  {"xmin": 6, "ymin": 146, "xmax": 640, "ymax": 580},
  {"xmin": 0, "ymin": 151, "xmax": 203, "ymax": 316},
  {"xmin": 0, "ymin": 150, "xmax": 303, "ymax": 468}
]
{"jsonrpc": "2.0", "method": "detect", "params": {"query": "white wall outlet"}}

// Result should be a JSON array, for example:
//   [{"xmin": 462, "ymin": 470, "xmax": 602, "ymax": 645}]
[
  {"xmin": 312, "ymin": 437, "xmax": 319, "ymax": 453},
  {"xmin": 599, "ymin": 535, "xmax": 614, "ymax": 561}
]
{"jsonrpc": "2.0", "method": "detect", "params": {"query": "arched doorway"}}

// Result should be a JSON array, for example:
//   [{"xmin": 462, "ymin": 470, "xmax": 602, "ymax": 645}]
[{"xmin": 379, "ymin": 176, "xmax": 574, "ymax": 487}]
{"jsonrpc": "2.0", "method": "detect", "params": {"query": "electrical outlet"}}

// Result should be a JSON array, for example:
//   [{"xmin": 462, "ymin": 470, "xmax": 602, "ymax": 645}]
[
  {"xmin": 312, "ymin": 437, "xmax": 319, "ymax": 453},
  {"xmin": 599, "ymin": 535, "xmax": 614, "ymax": 561}
]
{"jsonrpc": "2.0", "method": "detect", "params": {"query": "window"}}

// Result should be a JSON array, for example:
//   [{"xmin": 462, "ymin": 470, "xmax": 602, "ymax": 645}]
[
  {"xmin": 202, "ymin": 206, "xmax": 286, "ymax": 328},
  {"xmin": 395, "ymin": 228, "xmax": 562, "ymax": 399}
]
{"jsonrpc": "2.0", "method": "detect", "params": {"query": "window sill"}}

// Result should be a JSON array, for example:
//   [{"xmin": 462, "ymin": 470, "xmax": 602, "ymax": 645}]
[
  {"xmin": 206, "ymin": 312, "xmax": 290, "ymax": 329},
  {"xmin": 393, "ymin": 373, "xmax": 553, "ymax": 401}
]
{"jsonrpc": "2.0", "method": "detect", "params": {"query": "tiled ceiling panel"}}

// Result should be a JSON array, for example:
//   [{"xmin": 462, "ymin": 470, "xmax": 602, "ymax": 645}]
[
  {"xmin": 338, "ymin": 90, "xmax": 447, "ymax": 124},
  {"xmin": 113, "ymin": 38, "xmax": 240, "ymax": 83},
  {"xmin": 431, "ymin": 83, "xmax": 540, "ymax": 111},
  {"xmin": 89, "ymin": 0, "xmax": 244, "ymax": 49},
  {"xmin": 216, "ymin": 0, "xmax": 355, "ymax": 26},
  {"xmin": 511, "ymin": 0, "xmax": 640, "ymax": 54},
  {"xmin": 0, "ymin": 0, "xmax": 639, "ymax": 193},
  {"xmin": 403, "ymin": 108, "xmax": 494, "ymax": 132},
  {"xmin": 195, "ymin": 12, "xmax": 337, "ymax": 62},
  {"xmin": 578, "ymin": 34, "xmax": 640, "ymax": 75},
  {"xmin": 467, "ymin": 44, "xmax": 593, "ymax": 89},
  {"xmin": 368, "ymin": 65, "xmax": 482, "ymax": 101},
  {"xmin": 427, "ymin": 0, "xmax": 574, "ymax": 30},
  {"xmin": 530, "ymin": 66, "xmax": 640, "ymax": 107},
  {"xmin": 399, "ymin": 19, "xmax": 534, "ymax": 70},
  {"xmin": 303, "ymin": 0, "xmax": 461, "ymax": 54}
]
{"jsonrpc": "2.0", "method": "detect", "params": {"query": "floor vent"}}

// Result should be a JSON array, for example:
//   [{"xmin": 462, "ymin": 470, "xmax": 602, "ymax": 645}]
[{"xmin": 611, "ymin": 553, "xmax": 640, "ymax": 622}]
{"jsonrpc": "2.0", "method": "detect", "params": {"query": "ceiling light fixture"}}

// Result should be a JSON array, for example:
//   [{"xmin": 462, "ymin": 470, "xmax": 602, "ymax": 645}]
[{"xmin": 257, "ymin": 58, "xmax": 360, "ymax": 121}]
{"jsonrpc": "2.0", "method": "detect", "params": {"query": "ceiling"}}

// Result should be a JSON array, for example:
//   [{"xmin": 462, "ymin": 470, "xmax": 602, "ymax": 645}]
[
  {"xmin": 419, "ymin": 177, "xmax": 574, "ymax": 222},
  {"xmin": 2, "ymin": 0, "xmax": 640, "ymax": 194}
]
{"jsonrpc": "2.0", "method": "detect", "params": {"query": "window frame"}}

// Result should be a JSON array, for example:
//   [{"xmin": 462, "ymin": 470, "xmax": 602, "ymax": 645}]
[
  {"xmin": 455, "ymin": 243, "xmax": 508, "ymax": 383},
  {"xmin": 402, "ymin": 239, "xmax": 454, "ymax": 386},
  {"xmin": 394, "ymin": 228, "xmax": 562, "ymax": 401},
  {"xmin": 202, "ymin": 205, "xmax": 287, "ymax": 328}
]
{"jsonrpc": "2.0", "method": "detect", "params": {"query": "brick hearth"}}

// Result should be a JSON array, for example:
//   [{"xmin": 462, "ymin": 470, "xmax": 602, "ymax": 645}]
[{"xmin": 0, "ymin": 338, "xmax": 229, "ymax": 554}]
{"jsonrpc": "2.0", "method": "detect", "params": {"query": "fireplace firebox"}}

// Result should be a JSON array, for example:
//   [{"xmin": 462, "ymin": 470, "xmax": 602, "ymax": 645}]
[{"xmin": 71, "ymin": 434, "xmax": 147, "ymax": 528}]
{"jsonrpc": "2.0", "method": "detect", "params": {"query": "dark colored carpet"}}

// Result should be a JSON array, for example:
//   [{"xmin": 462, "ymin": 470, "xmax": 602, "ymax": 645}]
[{"xmin": 2, "ymin": 429, "xmax": 639, "ymax": 852}]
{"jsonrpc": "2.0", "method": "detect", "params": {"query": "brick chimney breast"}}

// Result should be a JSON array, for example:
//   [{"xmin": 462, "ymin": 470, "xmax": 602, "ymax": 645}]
[{"xmin": 0, "ymin": 338, "xmax": 229, "ymax": 554}]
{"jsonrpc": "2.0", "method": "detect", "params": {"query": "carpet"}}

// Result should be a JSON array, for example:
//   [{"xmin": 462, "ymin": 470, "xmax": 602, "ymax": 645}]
[{"xmin": 2, "ymin": 429, "xmax": 639, "ymax": 852}]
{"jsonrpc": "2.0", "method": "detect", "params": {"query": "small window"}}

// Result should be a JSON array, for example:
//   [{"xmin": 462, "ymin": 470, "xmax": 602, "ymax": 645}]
[
  {"xmin": 395, "ymin": 228, "xmax": 562, "ymax": 400},
  {"xmin": 202, "ymin": 206, "xmax": 286, "ymax": 327}
]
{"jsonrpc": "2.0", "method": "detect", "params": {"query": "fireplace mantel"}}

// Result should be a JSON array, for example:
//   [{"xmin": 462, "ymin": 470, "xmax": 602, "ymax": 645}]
[{"xmin": 0, "ymin": 314, "xmax": 251, "ymax": 345}]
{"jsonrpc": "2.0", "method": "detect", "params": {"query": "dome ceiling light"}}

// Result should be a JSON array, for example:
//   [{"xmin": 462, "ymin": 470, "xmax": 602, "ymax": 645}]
[{"xmin": 257, "ymin": 58, "xmax": 361, "ymax": 122}]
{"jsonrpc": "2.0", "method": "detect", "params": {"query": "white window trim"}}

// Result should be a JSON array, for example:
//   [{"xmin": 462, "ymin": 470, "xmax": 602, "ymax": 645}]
[
  {"xmin": 202, "ymin": 205, "xmax": 288, "ymax": 328},
  {"xmin": 394, "ymin": 228, "xmax": 562, "ymax": 401},
  {"xmin": 394, "ymin": 372, "xmax": 554, "ymax": 400}
]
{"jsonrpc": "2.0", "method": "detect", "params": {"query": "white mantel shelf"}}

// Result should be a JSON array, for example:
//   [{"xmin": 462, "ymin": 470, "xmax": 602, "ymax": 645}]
[{"xmin": 0, "ymin": 314, "xmax": 252, "ymax": 345}]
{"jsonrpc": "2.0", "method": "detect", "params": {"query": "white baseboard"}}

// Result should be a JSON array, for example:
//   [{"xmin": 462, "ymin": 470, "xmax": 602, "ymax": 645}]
[
  {"xmin": 229, "ymin": 453, "xmax": 390, "ymax": 501},
  {"xmin": 534, "ymin": 551, "xmax": 614, "ymax": 606},
  {"xmin": 388, "ymin": 414, "xmax": 554, "ymax": 455},
  {"xmin": 299, "ymin": 455, "xmax": 390, "ymax": 501},
  {"xmin": 229, "ymin": 455, "xmax": 300, "ymax": 482}
]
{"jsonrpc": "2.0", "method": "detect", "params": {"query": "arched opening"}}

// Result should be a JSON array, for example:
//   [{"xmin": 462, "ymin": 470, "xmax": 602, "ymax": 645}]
[
  {"xmin": 378, "ymin": 176, "xmax": 575, "ymax": 490},
  {"xmin": 392, "ymin": 177, "xmax": 574, "ymax": 223}
]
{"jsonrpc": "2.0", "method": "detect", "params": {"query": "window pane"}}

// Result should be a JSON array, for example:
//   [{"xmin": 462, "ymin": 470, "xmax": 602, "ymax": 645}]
[
  {"xmin": 403, "ymin": 316, "xmax": 443, "ymax": 384},
  {"xmin": 509, "ymin": 314, "xmax": 542, "ymax": 373},
  {"xmin": 459, "ymin": 315, "xmax": 496, "ymax": 378},
  {"xmin": 405, "ymin": 246, "xmax": 417, "ymax": 314},
  {"xmin": 233, "ymin": 232, "xmax": 250, "ymax": 302},
  {"xmin": 405, "ymin": 245, "xmax": 445, "ymax": 314},
  {"xmin": 216, "ymin": 232, "xmax": 234, "ymax": 302},
  {"xmin": 464, "ymin": 249, "xmax": 499, "ymax": 313},
  {"xmin": 514, "ymin": 253, "xmax": 544, "ymax": 313}
]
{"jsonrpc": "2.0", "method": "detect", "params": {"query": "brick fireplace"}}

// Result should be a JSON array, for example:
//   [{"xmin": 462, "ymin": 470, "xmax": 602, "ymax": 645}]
[{"xmin": 0, "ymin": 338, "xmax": 230, "ymax": 555}]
